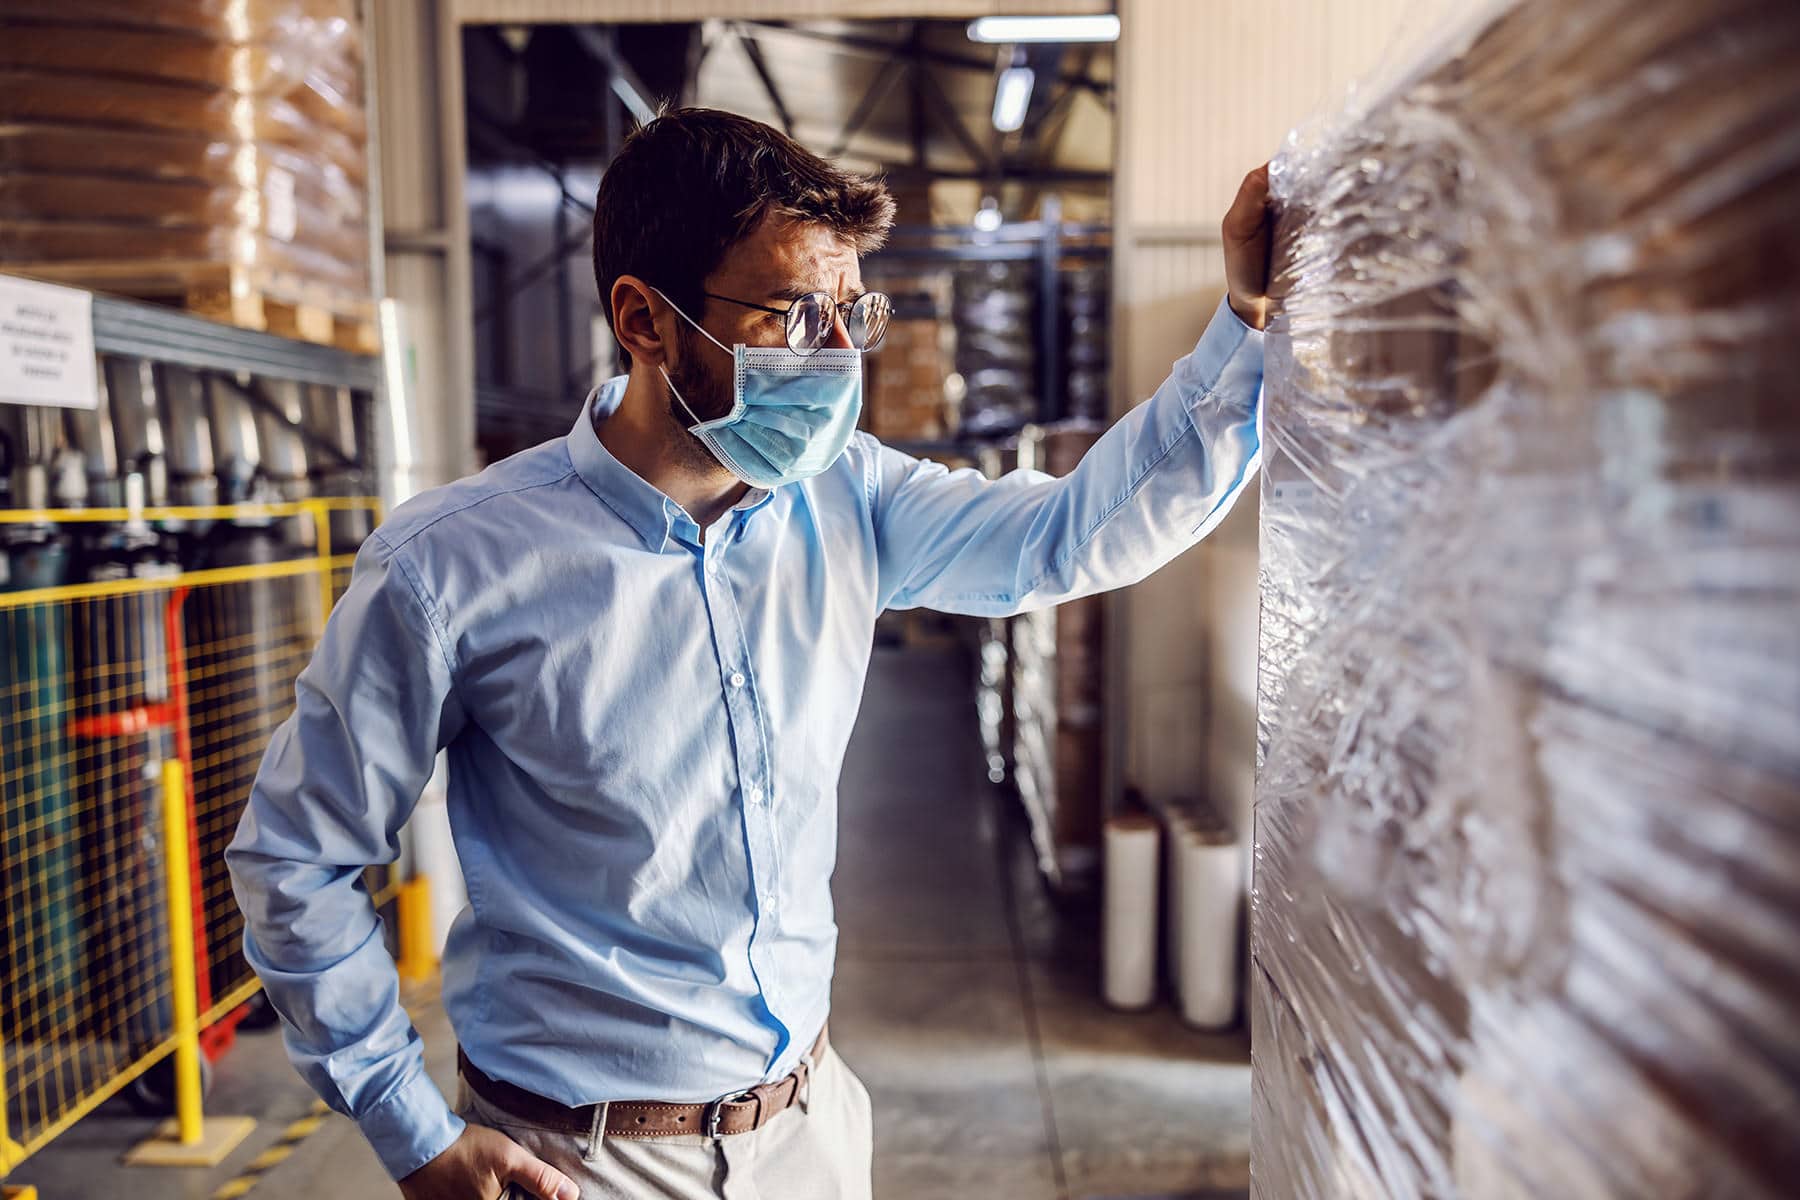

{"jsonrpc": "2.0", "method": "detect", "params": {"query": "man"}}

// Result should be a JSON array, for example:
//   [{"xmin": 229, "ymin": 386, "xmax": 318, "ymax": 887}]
[{"xmin": 227, "ymin": 107, "xmax": 1272, "ymax": 1200}]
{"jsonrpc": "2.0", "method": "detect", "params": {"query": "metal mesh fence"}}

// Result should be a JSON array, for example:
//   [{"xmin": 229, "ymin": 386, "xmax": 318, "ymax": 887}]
[{"xmin": 0, "ymin": 499, "xmax": 379, "ymax": 1172}]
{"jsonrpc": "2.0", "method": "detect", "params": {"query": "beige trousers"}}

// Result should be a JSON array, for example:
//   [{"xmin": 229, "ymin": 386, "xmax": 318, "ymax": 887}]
[{"xmin": 453, "ymin": 1046, "xmax": 874, "ymax": 1200}]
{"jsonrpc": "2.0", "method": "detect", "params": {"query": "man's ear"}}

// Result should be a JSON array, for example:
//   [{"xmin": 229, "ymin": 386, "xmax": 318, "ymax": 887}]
[{"xmin": 611, "ymin": 275, "xmax": 668, "ymax": 367}]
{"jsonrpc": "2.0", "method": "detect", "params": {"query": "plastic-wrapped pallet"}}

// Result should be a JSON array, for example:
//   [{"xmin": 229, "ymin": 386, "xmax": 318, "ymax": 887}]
[
  {"xmin": 1252, "ymin": 1, "xmax": 1800, "ymax": 1197},
  {"xmin": 0, "ymin": 0, "xmax": 374, "ymax": 346}
]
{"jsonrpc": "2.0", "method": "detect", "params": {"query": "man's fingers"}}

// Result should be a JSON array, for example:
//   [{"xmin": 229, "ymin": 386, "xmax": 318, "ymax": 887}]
[
  {"xmin": 1222, "ymin": 162, "xmax": 1272, "ymax": 246},
  {"xmin": 502, "ymin": 1147, "xmax": 579, "ymax": 1200},
  {"xmin": 1221, "ymin": 161, "xmax": 1276, "ymax": 328}
]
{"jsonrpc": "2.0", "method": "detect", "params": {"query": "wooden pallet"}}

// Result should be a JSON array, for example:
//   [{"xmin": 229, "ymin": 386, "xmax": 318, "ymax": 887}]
[
  {"xmin": 186, "ymin": 271, "xmax": 379, "ymax": 355},
  {"xmin": 8, "ymin": 263, "xmax": 379, "ymax": 355}
]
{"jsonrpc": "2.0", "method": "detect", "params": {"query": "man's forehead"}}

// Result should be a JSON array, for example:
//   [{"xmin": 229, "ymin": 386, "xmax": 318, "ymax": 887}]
[{"xmin": 717, "ymin": 215, "xmax": 861, "ymax": 292}]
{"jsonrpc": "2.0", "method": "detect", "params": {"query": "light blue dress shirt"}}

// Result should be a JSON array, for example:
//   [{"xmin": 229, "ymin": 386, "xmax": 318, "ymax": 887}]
[{"xmin": 226, "ymin": 299, "xmax": 1263, "ymax": 1180}]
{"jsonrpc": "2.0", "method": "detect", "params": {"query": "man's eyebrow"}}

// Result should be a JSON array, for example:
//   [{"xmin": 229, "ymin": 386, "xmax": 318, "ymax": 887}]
[{"xmin": 768, "ymin": 283, "xmax": 867, "ymax": 302}]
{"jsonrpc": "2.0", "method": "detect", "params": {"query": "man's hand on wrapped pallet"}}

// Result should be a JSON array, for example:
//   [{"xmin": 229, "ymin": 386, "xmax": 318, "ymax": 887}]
[{"xmin": 1224, "ymin": 163, "xmax": 1274, "ymax": 330}]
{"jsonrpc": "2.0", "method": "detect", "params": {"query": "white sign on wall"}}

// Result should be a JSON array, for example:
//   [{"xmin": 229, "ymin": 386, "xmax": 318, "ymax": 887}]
[{"xmin": 0, "ymin": 274, "xmax": 99, "ymax": 410}]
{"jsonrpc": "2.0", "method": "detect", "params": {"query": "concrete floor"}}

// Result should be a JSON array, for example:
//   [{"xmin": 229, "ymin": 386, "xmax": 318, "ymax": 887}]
[{"xmin": 6, "ymin": 642, "xmax": 1248, "ymax": 1199}]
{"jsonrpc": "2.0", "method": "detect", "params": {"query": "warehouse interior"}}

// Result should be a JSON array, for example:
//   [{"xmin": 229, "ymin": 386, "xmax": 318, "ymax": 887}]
[{"xmin": 2, "ymin": 2, "xmax": 1795, "ymax": 1200}]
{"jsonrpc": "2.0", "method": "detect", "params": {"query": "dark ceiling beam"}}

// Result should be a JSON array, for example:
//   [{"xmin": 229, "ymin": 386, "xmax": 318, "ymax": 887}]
[
  {"xmin": 1031, "ymin": 81, "xmax": 1084, "ymax": 172},
  {"xmin": 828, "ymin": 54, "xmax": 909, "ymax": 159},
  {"xmin": 915, "ymin": 63, "xmax": 993, "ymax": 175},
  {"xmin": 570, "ymin": 26, "xmax": 658, "ymax": 125},
  {"xmin": 466, "ymin": 101, "xmax": 598, "ymax": 213},
  {"xmin": 682, "ymin": 23, "xmax": 720, "ymax": 106},
  {"xmin": 733, "ymin": 24, "xmax": 796, "ymax": 136},
  {"xmin": 741, "ymin": 21, "xmax": 1112, "ymax": 98}
]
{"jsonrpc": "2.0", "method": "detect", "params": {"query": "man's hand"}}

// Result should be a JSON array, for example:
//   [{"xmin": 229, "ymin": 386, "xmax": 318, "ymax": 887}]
[
  {"xmin": 1223, "ymin": 163, "xmax": 1274, "ymax": 330},
  {"xmin": 398, "ymin": 1123, "xmax": 578, "ymax": 1200}
]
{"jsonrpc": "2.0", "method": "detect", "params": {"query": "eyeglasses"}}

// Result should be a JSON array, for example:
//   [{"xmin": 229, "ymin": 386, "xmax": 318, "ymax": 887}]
[{"xmin": 703, "ymin": 290, "xmax": 892, "ymax": 355}]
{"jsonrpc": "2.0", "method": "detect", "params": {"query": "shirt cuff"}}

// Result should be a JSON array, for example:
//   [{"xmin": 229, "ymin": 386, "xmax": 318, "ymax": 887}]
[
  {"xmin": 1178, "ymin": 296, "xmax": 1266, "ymax": 427},
  {"xmin": 356, "ymin": 1067, "xmax": 467, "ymax": 1181}
]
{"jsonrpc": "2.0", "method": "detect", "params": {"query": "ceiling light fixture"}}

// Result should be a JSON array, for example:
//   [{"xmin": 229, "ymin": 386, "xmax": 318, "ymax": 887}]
[
  {"xmin": 973, "ymin": 197, "xmax": 1003, "ymax": 233},
  {"xmin": 991, "ymin": 65, "xmax": 1035, "ymax": 133},
  {"xmin": 967, "ymin": 15, "xmax": 1121, "ymax": 44}
]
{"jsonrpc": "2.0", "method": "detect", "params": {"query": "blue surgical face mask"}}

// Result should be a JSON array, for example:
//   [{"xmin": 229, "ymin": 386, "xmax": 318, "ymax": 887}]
[{"xmin": 652, "ymin": 287, "xmax": 863, "ymax": 490}]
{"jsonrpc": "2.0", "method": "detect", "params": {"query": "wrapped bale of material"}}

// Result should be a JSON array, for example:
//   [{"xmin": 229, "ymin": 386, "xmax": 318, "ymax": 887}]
[
  {"xmin": 1062, "ymin": 263, "xmax": 1109, "ymax": 421},
  {"xmin": 954, "ymin": 260, "xmax": 1036, "ymax": 435},
  {"xmin": 1252, "ymin": 1, "xmax": 1800, "ymax": 1197},
  {"xmin": 0, "ymin": 0, "xmax": 373, "ymax": 348}
]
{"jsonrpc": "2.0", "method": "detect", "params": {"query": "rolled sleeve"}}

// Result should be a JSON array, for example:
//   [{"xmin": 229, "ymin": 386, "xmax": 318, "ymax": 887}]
[
  {"xmin": 226, "ymin": 532, "xmax": 467, "ymax": 1181},
  {"xmin": 356, "ymin": 1066, "xmax": 468, "ymax": 1180}
]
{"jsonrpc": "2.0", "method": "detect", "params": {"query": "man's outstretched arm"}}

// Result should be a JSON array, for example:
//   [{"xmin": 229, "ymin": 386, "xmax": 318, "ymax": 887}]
[
  {"xmin": 868, "ymin": 165, "xmax": 1274, "ymax": 617},
  {"xmin": 867, "ymin": 166, "xmax": 1274, "ymax": 618}
]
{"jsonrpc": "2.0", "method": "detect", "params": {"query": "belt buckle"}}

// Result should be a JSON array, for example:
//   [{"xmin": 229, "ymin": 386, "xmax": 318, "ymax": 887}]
[{"xmin": 703, "ymin": 1098, "xmax": 725, "ymax": 1139}]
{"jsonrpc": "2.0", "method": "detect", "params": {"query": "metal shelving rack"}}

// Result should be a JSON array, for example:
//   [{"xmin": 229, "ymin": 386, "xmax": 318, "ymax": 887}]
[
  {"xmin": 0, "ymin": 283, "xmax": 395, "ymax": 1179},
  {"xmin": 90, "ymin": 295, "xmax": 383, "ymax": 394}
]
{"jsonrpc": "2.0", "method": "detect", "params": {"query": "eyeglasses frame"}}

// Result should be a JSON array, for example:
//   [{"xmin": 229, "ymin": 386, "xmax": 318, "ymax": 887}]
[{"xmin": 701, "ymin": 289, "xmax": 892, "ymax": 354}]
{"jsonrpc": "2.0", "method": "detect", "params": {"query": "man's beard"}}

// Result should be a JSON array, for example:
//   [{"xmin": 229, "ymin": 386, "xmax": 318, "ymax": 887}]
[{"xmin": 664, "ymin": 323, "xmax": 734, "ymax": 477}]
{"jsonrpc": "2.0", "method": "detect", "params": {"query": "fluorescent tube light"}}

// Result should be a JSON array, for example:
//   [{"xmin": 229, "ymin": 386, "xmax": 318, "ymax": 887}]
[
  {"xmin": 992, "ymin": 66, "xmax": 1035, "ymax": 133},
  {"xmin": 967, "ymin": 15, "xmax": 1121, "ymax": 44}
]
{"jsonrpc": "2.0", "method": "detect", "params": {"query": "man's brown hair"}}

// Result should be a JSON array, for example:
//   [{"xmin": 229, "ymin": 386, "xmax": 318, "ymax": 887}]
[{"xmin": 592, "ymin": 107, "xmax": 896, "ymax": 329}]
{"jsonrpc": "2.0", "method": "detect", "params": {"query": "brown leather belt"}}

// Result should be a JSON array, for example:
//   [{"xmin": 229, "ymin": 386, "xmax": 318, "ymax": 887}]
[{"xmin": 457, "ymin": 1025, "xmax": 828, "ymax": 1140}]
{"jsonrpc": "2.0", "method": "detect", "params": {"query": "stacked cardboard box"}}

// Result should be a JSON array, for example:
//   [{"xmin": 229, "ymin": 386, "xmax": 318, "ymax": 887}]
[
  {"xmin": 0, "ymin": 0, "xmax": 374, "ymax": 348},
  {"xmin": 860, "ymin": 307, "xmax": 950, "ymax": 444},
  {"xmin": 1253, "ymin": 1, "xmax": 1800, "ymax": 1197}
]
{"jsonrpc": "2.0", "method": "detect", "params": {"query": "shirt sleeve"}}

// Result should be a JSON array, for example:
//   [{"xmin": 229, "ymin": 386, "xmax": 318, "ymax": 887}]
[
  {"xmin": 225, "ymin": 532, "xmax": 468, "ymax": 1181},
  {"xmin": 870, "ymin": 296, "xmax": 1264, "ymax": 616}
]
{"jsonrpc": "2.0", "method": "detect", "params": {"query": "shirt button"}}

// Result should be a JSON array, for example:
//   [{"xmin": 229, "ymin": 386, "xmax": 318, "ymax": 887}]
[
  {"xmin": 728, "ymin": 671, "xmax": 746, "ymax": 688},
  {"xmin": 747, "ymin": 785, "xmax": 764, "ymax": 805},
  {"xmin": 763, "ymin": 893, "xmax": 777, "ymax": 909},
  {"xmin": 707, "ymin": 560, "xmax": 721, "ymax": 576}
]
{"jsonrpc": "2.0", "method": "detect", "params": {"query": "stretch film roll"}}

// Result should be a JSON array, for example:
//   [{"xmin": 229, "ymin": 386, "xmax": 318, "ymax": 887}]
[
  {"xmin": 1172, "ymin": 808, "xmax": 1241, "ymax": 1030},
  {"xmin": 1101, "ymin": 813, "xmax": 1160, "ymax": 1010}
]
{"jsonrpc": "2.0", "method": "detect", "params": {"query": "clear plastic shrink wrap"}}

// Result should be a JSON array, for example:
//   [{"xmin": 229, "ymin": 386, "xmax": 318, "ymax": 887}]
[
  {"xmin": 1251, "ymin": 1, "xmax": 1800, "ymax": 1197},
  {"xmin": 0, "ymin": 0, "xmax": 370, "ymax": 300}
]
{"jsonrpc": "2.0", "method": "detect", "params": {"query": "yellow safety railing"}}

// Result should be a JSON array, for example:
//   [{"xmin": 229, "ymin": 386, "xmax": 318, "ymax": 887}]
[{"xmin": 0, "ymin": 497, "xmax": 403, "ymax": 1175}]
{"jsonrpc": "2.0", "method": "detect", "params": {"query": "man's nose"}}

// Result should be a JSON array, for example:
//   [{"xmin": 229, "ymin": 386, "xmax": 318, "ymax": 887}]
[{"xmin": 825, "ymin": 306, "xmax": 855, "ymax": 350}]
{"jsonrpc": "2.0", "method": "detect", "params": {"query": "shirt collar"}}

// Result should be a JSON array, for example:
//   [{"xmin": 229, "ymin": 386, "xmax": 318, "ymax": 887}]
[{"xmin": 566, "ymin": 377, "xmax": 773, "ymax": 552}]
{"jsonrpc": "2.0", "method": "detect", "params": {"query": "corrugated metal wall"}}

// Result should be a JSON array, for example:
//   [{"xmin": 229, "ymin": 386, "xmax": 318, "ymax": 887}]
[
  {"xmin": 1110, "ymin": 0, "xmax": 1459, "ymax": 865},
  {"xmin": 456, "ymin": 0, "xmax": 1107, "ymax": 22}
]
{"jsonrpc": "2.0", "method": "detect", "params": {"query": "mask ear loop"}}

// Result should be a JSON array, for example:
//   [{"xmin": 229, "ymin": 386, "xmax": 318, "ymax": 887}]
[
  {"xmin": 648, "ymin": 285, "xmax": 732, "ymax": 356},
  {"xmin": 658, "ymin": 363, "xmax": 708, "ymax": 430},
  {"xmin": 648, "ymin": 285, "xmax": 742, "ymax": 433}
]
